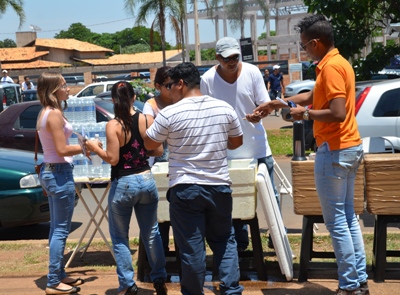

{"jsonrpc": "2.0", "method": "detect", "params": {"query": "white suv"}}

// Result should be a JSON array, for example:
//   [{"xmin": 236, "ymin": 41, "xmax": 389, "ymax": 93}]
[
  {"xmin": 72, "ymin": 81, "xmax": 120, "ymax": 99},
  {"xmin": 0, "ymin": 83, "xmax": 22, "ymax": 112},
  {"xmin": 280, "ymin": 78, "xmax": 400, "ymax": 151},
  {"xmin": 356, "ymin": 78, "xmax": 400, "ymax": 150}
]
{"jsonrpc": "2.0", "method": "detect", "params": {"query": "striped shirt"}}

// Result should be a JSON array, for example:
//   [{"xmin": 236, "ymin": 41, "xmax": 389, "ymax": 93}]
[{"xmin": 146, "ymin": 95, "xmax": 243, "ymax": 187}]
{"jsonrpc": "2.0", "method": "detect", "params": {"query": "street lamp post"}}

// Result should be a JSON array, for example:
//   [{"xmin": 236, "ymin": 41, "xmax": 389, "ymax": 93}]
[{"xmin": 140, "ymin": 38, "xmax": 151, "ymax": 51}]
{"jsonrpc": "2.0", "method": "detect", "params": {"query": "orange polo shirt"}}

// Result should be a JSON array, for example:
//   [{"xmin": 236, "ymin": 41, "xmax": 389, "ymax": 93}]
[{"xmin": 313, "ymin": 48, "xmax": 361, "ymax": 150}]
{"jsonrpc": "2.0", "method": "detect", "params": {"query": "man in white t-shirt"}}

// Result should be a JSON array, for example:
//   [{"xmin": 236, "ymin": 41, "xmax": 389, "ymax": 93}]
[
  {"xmin": 21, "ymin": 76, "xmax": 35, "ymax": 91},
  {"xmin": 1, "ymin": 70, "xmax": 14, "ymax": 83},
  {"xmin": 200, "ymin": 36, "xmax": 281, "ymax": 251},
  {"xmin": 144, "ymin": 62, "xmax": 244, "ymax": 295}
]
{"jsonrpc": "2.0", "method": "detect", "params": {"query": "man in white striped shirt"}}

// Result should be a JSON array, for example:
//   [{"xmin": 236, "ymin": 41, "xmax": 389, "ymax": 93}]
[{"xmin": 144, "ymin": 62, "xmax": 244, "ymax": 295}]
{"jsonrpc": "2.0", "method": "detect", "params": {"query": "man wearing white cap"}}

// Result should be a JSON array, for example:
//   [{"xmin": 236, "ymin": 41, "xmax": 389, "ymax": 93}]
[
  {"xmin": 268, "ymin": 65, "xmax": 285, "ymax": 116},
  {"xmin": 1, "ymin": 70, "xmax": 14, "ymax": 83},
  {"xmin": 201, "ymin": 36, "xmax": 281, "ymax": 252}
]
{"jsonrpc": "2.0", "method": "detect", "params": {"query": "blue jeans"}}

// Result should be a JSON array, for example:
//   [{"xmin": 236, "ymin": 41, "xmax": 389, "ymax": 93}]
[
  {"xmin": 169, "ymin": 184, "xmax": 244, "ymax": 295},
  {"xmin": 234, "ymin": 155, "xmax": 279, "ymax": 249},
  {"xmin": 315, "ymin": 143, "xmax": 367, "ymax": 290},
  {"xmin": 40, "ymin": 163, "xmax": 75, "ymax": 287},
  {"xmin": 108, "ymin": 172, "xmax": 166, "ymax": 292}
]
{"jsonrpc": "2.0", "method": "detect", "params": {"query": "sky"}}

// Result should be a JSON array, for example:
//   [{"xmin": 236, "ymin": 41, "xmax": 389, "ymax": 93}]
[{"xmin": 0, "ymin": 0, "xmax": 270, "ymax": 47}]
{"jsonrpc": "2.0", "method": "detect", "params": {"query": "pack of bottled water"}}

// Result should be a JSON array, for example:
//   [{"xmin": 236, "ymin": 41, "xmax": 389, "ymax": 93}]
[{"xmin": 67, "ymin": 98, "xmax": 110, "ymax": 179}]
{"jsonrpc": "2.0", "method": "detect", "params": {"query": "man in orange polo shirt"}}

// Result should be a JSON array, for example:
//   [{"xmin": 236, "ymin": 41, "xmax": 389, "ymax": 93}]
[{"xmin": 253, "ymin": 15, "xmax": 368, "ymax": 295}]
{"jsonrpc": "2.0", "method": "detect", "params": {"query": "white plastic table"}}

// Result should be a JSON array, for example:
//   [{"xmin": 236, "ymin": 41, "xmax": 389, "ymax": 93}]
[{"xmin": 65, "ymin": 177, "xmax": 115, "ymax": 268}]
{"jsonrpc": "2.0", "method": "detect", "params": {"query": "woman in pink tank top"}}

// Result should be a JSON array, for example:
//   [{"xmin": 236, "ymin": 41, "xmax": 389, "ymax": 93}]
[{"xmin": 36, "ymin": 72, "xmax": 88, "ymax": 295}]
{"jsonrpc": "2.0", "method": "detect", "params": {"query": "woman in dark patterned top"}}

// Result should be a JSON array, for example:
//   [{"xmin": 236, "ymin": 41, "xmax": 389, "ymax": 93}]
[{"xmin": 85, "ymin": 81, "xmax": 167, "ymax": 295}]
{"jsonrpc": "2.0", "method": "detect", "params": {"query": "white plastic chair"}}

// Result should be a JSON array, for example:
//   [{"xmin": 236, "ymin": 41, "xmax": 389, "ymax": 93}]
[{"xmin": 361, "ymin": 137, "xmax": 395, "ymax": 154}]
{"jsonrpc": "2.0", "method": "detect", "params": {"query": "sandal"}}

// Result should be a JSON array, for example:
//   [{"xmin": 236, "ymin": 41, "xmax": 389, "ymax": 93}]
[{"xmin": 62, "ymin": 278, "xmax": 85, "ymax": 286}]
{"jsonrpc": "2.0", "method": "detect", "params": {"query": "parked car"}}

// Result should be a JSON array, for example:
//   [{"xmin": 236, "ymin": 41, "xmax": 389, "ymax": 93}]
[
  {"xmin": 0, "ymin": 147, "xmax": 48, "ymax": 227},
  {"xmin": 0, "ymin": 95, "xmax": 144, "ymax": 152},
  {"xmin": 93, "ymin": 91, "xmax": 144, "ymax": 122},
  {"xmin": 355, "ymin": 78, "xmax": 400, "ymax": 147},
  {"xmin": 21, "ymin": 89, "xmax": 38, "ymax": 102},
  {"xmin": 0, "ymin": 83, "xmax": 22, "ymax": 112},
  {"xmin": 64, "ymin": 75, "xmax": 85, "ymax": 86},
  {"xmin": 280, "ymin": 79, "xmax": 400, "ymax": 151},
  {"xmin": 72, "ymin": 81, "xmax": 119, "ymax": 100},
  {"xmin": 284, "ymin": 79, "xmax": 315, "ymax": 98},
  {"xmin": 113, "ymin": 72, "xmax": 151, "ymax": 82}
]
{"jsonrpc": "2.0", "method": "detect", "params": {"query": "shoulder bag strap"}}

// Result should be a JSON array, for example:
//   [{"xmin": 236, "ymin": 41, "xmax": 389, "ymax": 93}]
[{"xmin": 34, "ymin": 130, "xmax": 39, "ymax": 164}]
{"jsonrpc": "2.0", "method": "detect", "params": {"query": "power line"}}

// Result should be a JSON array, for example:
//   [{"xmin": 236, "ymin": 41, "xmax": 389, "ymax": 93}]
[{"xmin": 0, "ymin": 17, "xmax": 135, "ymax": 35}]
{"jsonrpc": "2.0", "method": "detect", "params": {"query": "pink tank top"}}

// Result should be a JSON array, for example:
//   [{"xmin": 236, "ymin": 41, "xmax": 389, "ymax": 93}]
[{"xmin": 38, "ymin": 108, "xmax": 73, "ymax": 164}]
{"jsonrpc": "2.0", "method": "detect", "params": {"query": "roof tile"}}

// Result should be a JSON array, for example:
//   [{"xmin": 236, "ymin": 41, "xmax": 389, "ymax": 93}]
[
  {"xmin": 78, "ymin": 50, "xmax": 182, "ymax": 65},
  {"xmin": 34, "ymin": 38, "xmax": 113, "ymax": 52},
  {"xmin": 0, "ymin": 47, "xmax": 48, "ymax": 61}
]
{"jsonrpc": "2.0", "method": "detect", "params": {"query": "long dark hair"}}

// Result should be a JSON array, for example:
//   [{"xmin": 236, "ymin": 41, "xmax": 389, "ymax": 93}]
[{"xmin": 111, "ymin": 81, "xmax": 136, "ymax": 132}]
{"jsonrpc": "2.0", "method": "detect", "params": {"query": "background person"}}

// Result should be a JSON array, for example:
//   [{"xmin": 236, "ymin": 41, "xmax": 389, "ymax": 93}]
[
  {"xmin": 200, "ymin": 36, "xmax": 280, "ymax": 251},
  {"xmin": 85, "ymin": 81, "xmax": 167, "ymax": 295},
  {"xmin": 22, "ymin": 76, "xmax": 35, "ymax": 90},
  {"xmin": 142, "ymin": 66, "xmax": 173, "ymax": 253},
  {"xmin": 263, "ymin": 68, "xmax": 270, "ymax": 90},
  {"xmin": 268, "ymin": 65, "xmax": 285, "ymax": 117},
  {"xmin": 254, "ymin": 14, "xmax": 368, "ymax": 295},
  {"xmin": 36, "ymin": 72, "xmax": 87, "ymax": 295},
  {"xmin": 143, "ymin": 62, "xmax": 244, "ymax": 295},
  {"xmin": 1, "ymin": 69, "xmax": 14, "ymax": 83}
]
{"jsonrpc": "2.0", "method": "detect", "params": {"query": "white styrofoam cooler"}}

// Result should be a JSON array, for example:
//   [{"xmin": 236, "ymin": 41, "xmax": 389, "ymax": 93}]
[{"xmin": 151, "ymin": 159, "xmax": 257, "ymax": 222}]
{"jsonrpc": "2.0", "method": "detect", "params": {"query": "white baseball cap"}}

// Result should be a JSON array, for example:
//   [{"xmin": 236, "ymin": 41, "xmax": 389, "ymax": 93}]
[
  {"xmin": 216, "ymin": 37, "xmax": 241, "ymax": 58},
  {"xmin": 2, "ymin": 70, "xmax": 8, "ymax": 73},
  {"xmin": 272, "ymin": 65, "xmax": 280, "ymax": 70}
]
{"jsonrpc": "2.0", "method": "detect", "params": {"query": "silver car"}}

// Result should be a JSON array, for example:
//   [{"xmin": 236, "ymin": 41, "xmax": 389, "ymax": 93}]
[{"xmin": 284, "ymin": 79, "xmax": 315, "ymax": 98}]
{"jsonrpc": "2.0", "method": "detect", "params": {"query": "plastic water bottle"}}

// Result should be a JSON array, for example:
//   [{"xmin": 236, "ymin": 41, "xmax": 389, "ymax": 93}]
[
  {"xmin": 73, "ymin": 153, "xmax": 87, "ymax": 179},
  {"xmin": 87, "ymin": 98, "xmax": 96, "ymax": 123},
  {"xmin": 97, "ymin": 122, "xmax": 110, "ymax": 178},
  {"xmin": 65, "ymin": 99, "xmax": 75, "ymax": 122},
  {"xmin": 89, "ymin": 134, "xmax": 102, "ymax": 178},
  {"xmin": 85, "ymin": 121, "xmax": 96, "ymax": 141},
  {"xmin": 69, "ymin": 123, "xmax": 79, "ymax": 146},
  {"xmin": 74, "ymin": 98, "xmax": 83, "ymax": 122}
]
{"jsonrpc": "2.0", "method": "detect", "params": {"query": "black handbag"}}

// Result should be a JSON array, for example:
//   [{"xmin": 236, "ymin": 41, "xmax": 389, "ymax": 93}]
[{"xmin": 34, "ymin": 130, "xmax": 47, "ymax": 196}]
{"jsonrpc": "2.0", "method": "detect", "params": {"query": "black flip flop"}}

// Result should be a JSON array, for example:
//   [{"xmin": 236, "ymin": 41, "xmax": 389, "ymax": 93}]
[
  {"xmin": 63, "ymin": 278, "xmax": 85, "ymax": 286},
  {"xmin": 45, "ymin": 285, "xmax": 80, "ymax": 294}
]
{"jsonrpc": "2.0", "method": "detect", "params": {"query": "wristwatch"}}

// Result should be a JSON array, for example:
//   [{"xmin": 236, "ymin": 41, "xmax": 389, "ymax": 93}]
[{"xmin": 303, "ymin": 109, "xmax": 310, "ymax": 121}]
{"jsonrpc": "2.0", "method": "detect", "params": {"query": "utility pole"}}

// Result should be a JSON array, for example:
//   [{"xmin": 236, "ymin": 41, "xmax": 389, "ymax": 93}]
[{"xmin": 194, "ymin": 0, "xmax": 201, "ymax": 66}]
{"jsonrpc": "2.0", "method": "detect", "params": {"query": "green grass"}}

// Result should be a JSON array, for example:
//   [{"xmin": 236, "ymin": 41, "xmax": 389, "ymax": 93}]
[
  {"xmin": 268, "ymin": 129, "xmax": 294, "ymax": 157},
  {"xmin": 268, "ymin": 128, "xmax": 315, "ymax": 157}
]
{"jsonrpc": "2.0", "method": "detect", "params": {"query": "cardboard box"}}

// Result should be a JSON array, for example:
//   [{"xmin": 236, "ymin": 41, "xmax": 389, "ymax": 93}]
[
  {"xmin": 291, "ymin": 160, "xmax": 365, "ymax": 215},
  {"xmin": 364, "ymin": 154, "xmax": 400, "ymax": 215},
  {"xmin": 151, "ymin": 159, "xmax": 257, "ymax": 222}
]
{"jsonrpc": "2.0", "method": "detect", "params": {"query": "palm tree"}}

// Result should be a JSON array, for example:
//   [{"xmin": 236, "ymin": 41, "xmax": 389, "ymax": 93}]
[
  {"xmin": 0, "ymin": 0, "xmax": 25, "ymax": 29},
  {"xmin": 224, "ymin": 0, "xmax": 269, "ymax": 39},
  {"xmin": 124, "ymin": 0, "xmax": 183, "ymax": 67}
]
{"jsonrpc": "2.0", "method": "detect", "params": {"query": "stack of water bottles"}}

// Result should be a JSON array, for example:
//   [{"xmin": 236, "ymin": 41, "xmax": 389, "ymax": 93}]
[{"xmin": 65, "ymin": 97, "xmax": 110, "ymax": 179}]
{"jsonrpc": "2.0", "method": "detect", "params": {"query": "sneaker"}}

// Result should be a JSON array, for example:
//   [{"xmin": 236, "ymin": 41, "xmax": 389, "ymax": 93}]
[
  {"xmin": 275, "ymin": 112, "xmax": 279, "ymax": 117},
  {"xmin": 153, "ymin": 278, "xmax": 168, "ymax": 295},
  {"xmin": 125, "ymin": 284, "xmax": 138, "ymax": 295},
  {"xmin": 335, "ymin": 288, "xmax": 363, "ymax": 295},
  {"xmin": 359, "ymin": 281, "xmax": 370, "ymax": 295}
]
